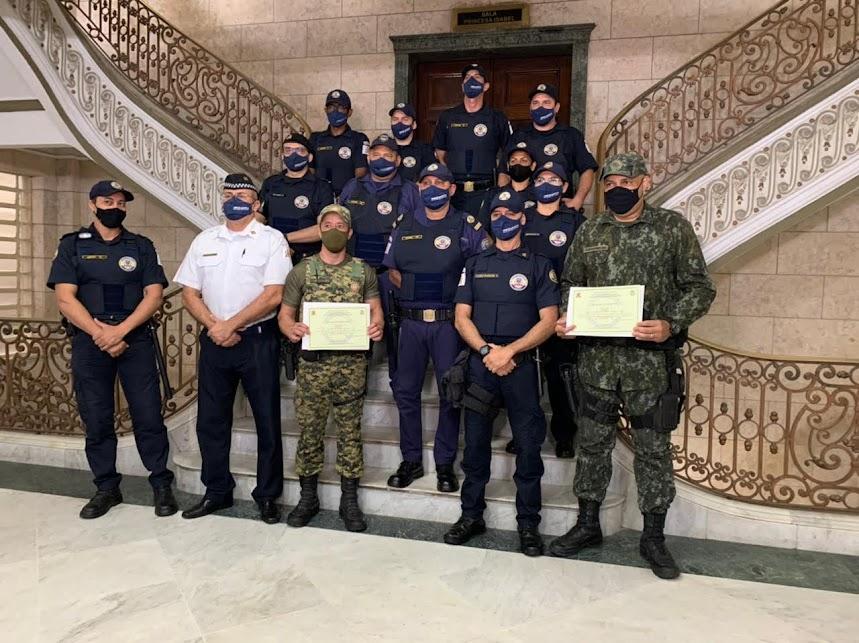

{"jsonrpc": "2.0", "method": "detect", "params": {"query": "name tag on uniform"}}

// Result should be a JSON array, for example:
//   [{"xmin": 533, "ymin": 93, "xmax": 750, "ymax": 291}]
[
  {"xmin": 401, "ymin": 234, "xmax": 423, "ymax": 241},
  {"xmin": 346, "ymin": 199, "xmax": 366, "ymax": 207},
  {"xmin": 317, "ymin": 145, "xmax": 333, "ymax": 152},
  {"xmin": 475, "ymin": 273, "xmax": 498, "ymax": 279},
  {"xmin": 202, "ymin": 252, "xmax": 219, "ymax": 257},
  {"xmin": 583, "ymin": 244, "xmax": 609, "ymax": 253},
  {"xmin": 450, "ymin": 122, "xmax": 469, "ymax": 128},
  {"xmin": 524, "ymin": 232, "xmax": 540, "ymax": 237},
  {"xmin": 81, "ymin": 254, "xmax": 107, "ymax": 260}
]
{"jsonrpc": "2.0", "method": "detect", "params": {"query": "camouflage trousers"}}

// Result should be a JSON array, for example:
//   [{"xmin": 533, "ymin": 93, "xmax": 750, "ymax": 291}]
[
  {"xmin": 294, "ymin": 354, "xmax": 367, "ymax": 479},
  {"xmin": 574, "ymin": 384, "xmax": 676, "ymax": 513}
]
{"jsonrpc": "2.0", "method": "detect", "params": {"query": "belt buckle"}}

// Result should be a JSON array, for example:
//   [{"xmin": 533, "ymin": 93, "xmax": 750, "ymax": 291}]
[
  {"xmin": 422, "ymin": 309, "xmax": 436, "ymax": 323},
  {"xmin": 463, "ymin": 180, "xmax": 474, "ymax": 193}
]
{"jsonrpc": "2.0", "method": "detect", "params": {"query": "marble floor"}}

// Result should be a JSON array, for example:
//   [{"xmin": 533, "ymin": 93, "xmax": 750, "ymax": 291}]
[{"xmin": 3, "ymin": 487, "xmax": 858, "ymax": 643}]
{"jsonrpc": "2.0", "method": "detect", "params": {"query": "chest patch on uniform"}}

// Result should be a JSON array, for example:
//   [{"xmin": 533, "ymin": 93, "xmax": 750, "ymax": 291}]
[
  {"xmin": 403, "ymin": 156, "xmax": 416, "ymax": 168},
  {"xmin": 202, "ymin": 252, "xmax": 219, "ymax": 257},
  {"xmin": 584, "ymin": 244, "xmax": 609, "ymax": 253},
  {"xmin": 118, "ymin": 256, "xmax": 137, "ymax": 271},
  {"xmin": 480, "ymin": 238, "xmax": 491, "ymax": 250},
  {"xmin": 544, "ymin": 143, "xmax": 559, "ymax": 156},
  {"xmin": 317, "ymin": 145, "xmax": 333, "ymax": 152},
  {"xmin": 524, "ymin": 200, "xmax": 536, "ymax": 209},
  {"xmin": 81, "ymin": 254, "xmax": 107, "ymax": 260},
  {"xmin": 509, "ymin": 273, "xmax": 529, "ymax": 291},
  {"xmin": 434, "ymin": 235, "xmax": 451, "ymax": 250},
  {"xmin": 473, "ymin": 123, "xmax": 488, "ymax": 137},
  {"xmin": 294, "ymin": 195, "xmax": 309, "ymax": 209},
  {"xmin": 401, "ymin": 234, "xmax": 422, "ymax": 241},
  {"xmin": 377, "ymin": 201, "xmax": 393, "ymax": 215},
  {"xmin": 347, "ymin": 199, "xmax": 366, "ymax": 207},
  {"xmin": 78, "ymin": 232, "xmax": 92, "ymax": 239},
  {"xmin": 338, "ymin": 146, "xmax": 352, "ymax": 159},
  {"xmin": 550, "ymin": 231, "xmax": 568, "ymax": 247},
  {"xmin": 475, "ymin": 273, "xmax": 497, "ymax": 279},
  {"xmin": 450, "ymin": 122, "xmax": 468, "ymax": 128}
]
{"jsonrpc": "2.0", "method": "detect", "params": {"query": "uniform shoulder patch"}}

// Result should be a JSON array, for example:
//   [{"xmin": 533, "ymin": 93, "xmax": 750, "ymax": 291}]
[
  {"xmin": 392, "ymin": 213, "xmax": 404, "ymax": 229},
  {"xmin": 549, "ymin": 269, "xmax": 559, "ymax": 283}
]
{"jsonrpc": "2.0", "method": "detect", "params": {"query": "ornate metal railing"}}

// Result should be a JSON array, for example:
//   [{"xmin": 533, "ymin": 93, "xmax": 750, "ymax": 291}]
[
  {"xmin": 55, "ymin": 0, "xmax": 310, "ymax": 180},
  {"xmin": 620, "ymin": 338, "xmax": 859, "ymax": 512},
  {"xmin": 597, "ymin": 0, "xmax": 859, "ymax": 208},
  {"xmin": 0, "ymin": 288, "xmax": 201, "ymax": 436}
]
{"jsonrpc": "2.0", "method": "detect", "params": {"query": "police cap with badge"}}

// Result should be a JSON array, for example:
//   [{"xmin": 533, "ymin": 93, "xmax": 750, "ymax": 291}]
[{"xmin": 90, "ymin": 179, "xmax": 134, "ymax": 202}]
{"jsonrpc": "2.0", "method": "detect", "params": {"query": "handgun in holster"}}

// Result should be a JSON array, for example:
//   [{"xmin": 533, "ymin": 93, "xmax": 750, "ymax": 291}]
[
  {"xmin": 281, "ymin": 339, "xmax": 300, "ymax": 381},
  {"xmin": 385, "ymin": 289, "xmax": 400, "ymax": 372},
  {"xmin": 629, "ymin": 351, "xmax": 686, "ymax": 432},
  {"xmin": 462, "ymin": 382, "xmax": 504, "ymax": 420},
  {"xmin": 559, "ymin": 362, "xmax": 579, "ymax": 417}
]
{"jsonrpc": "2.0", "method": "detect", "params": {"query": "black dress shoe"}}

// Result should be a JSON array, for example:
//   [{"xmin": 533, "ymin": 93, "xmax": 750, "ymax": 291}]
[
  {"xmin": 153, "ymin": 486, "xmax": 179, "ymax": 517},
  {"xmin": 443, "ymin": 516, "xmax": 486, "ymax": 545},
  {"xmin": 387, "ymin": 461, "xmax": 424, "ymax": 488},
  {"xmin": 258, "ymin": 499, "xmax": 281, "ymax": 525},
  {"xmin": 436, "ymin": 464, "xmax": 459, "ymax": 493},
  {"xmin": 79, "ymin": 488, "xmax": 123, "ymax": 520},
  {"xmin": 505, "ymin": 439, "xmax": 518, "ymax": 455},
  {"xmin": 181, "ymin": 497, "xmax": 233, "ymax": 519},
  {"xmin": 519, "ymin": 526, "xmax": 544, "ymax": 557},
  {"xmin": 555, "ymin": 441, "xmax": 575, "ymax": 459}
]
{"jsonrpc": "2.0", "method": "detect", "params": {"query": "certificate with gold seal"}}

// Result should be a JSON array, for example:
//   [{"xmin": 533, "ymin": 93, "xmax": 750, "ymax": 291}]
[
  {"xmin": 565, "ymin": 285, "xmax": 644, "ymax": 337},
  {"xmin": 301, "ymin": 302, "xmax": 370, "ymax": 350}
]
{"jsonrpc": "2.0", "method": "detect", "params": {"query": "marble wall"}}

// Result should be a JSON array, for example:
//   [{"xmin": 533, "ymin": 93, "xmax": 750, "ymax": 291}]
[{"xmin": 0, "ymin": 150, "xmax": 198, "ymax": 319}]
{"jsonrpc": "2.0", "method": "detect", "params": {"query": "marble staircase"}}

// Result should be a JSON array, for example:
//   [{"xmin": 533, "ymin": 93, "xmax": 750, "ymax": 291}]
[{"xmin": 172, "ymin": 363, "xmax": 625, "ymax": 537}]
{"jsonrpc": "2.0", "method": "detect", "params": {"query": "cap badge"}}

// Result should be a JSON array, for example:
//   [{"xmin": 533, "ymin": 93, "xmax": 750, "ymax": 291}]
[
  {"xmin": 537, "ymin": 84, "xmax": 546, "ymax": 91},
  {"xmin": 110, "ymin": 181, "xmax": 122, "ymax": 189},
  {"xmin": 331, "ymin": 90, "xmax": 341, "ymax": 98},
  {"xmin": 427, "ymin": 163, "xmax": 439, "ymax": 171},
  {"xmin": 498, "ymin": 191, "xmax": 511, "ymax": 201}
]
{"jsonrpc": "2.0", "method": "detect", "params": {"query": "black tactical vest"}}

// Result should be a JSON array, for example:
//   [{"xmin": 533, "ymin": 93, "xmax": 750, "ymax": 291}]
[
  {"xmin": 470, "ymin": 250, "xmax": 541, "ymax": 340},
  {"xmin": 71, "ymin": 230, "xmax": 145, "ymax": 318},
  {"xmin": 344, "ymin": 182, "xmax": 402, "ymax": 268},
  {"xmin": 444, "ymin": 111, "xmax": 501, "ymax": 180},
  {"xmin": 522, "ymin": 206, "xmax": 581, "ymax": 273}
]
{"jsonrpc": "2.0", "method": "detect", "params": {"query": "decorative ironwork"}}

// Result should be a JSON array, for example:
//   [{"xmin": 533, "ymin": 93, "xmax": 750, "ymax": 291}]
[
  {"xmin": 597, "ymin": 0, "xmax": 859, "ymax": 208},
  {"xmin": 56, "ymin": 0, "xmax": 310, "ymax": 180},
  {"xmin": 619, "ymin": 338, "xmax": 859, "ymax": 513},
  {"xmin": 0, "ymin": 288, "xmax": 202, "ymax": 436}
]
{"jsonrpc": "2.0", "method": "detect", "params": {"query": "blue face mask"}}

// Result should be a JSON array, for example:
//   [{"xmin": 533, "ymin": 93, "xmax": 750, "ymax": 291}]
[
  {"xmin": 534, "ymin": 182, "xmax": 563, "ymax": 203},
  {"xmin": 391, "ymin": 122, "xmax": 413, "ymax": 140},
  {"xmin": 369, "ymin": 158, "xmax": 397, "ymax": 178},
  {"xmin": 421, "ymin": 185, "xmax": 450, "ymax": 210},
  {"xmin": 283, "ymin": 152, "xmax": 309, "ymax": 172},
  {"xmin": 223, "ymin": 196, "xmax": 253, "ymax": 220},
  {"xmin": 327, "ymin": 110, "xmax": 348, "ymax": 128},
  {"xmin": 530, "ymin": 106, "xmax": 555, "ymax": 126},
  {"xmin": 491, "ymin": 215, "xmax": 522, "ymax": 240},
  {"xmin": 463, "ymin": 78, "xmax": 484, "ymax": 98}
]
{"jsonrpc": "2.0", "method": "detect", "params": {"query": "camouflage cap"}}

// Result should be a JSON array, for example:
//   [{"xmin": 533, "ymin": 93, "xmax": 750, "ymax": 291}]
[
  {"xmin": 317, "ymin": 203, "xmax": 351, "ymax": 227},
  {"xmin": 599, "ymin": 152, "xmax": 649, "ymax": 180}
]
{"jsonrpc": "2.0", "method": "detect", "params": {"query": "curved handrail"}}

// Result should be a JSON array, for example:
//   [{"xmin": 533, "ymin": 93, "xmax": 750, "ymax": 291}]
[
  {"xmin": 56, "ymin": 0, "xmax": 310, "ymax": 181},
  {"xmin": 596, "ymin": 0, "xmax": 859, "ymax": 210},
  {"xmin": 0, "ymin": 288, "xmax": 202, "ymax": 436}
]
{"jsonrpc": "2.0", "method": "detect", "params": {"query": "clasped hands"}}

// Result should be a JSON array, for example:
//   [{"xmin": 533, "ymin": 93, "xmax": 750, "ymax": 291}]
[
  {"xmin": 483, "ymin": 344, "xmax": 516, "ymax": 377},
  {"xmin": 91, "ymin": 319, "xmax": 129, "ymax": 358}
]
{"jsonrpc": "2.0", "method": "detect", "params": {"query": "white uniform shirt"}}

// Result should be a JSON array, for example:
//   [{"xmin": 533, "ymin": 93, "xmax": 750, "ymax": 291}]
[{"xmin": 174, "ymin": 218, "xmax": 292, "ymax": 324}]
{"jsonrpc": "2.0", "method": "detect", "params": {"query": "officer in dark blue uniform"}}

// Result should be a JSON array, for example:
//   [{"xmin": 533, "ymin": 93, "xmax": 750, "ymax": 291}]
[
  {"xmin": 432, "ymin": 63, "xmax": 512, "ymax": 217},
  {"xmin": 478, "ymin": 142, "xmax": 537, "ymax": 228},
  {"xmin": 309, "ymin": 89, "xmax": 369, "ymax": 197},
  {"xmin": 389, "ymin": 102, "xmax": 436, "ymax": 183},
  {"xmin": 259, "ymin": 132, "xmax": 334, "ymax": 264},
  {"xmin": 444, "ymin": 189, "xmax": 560, "ymax": 557},
  {"xmin": 339, "ymin": 134, "xmax": 421, "ymax": 274},
  {"xmin": 383, "ymin": 162, "xmax": 488, "ymax": 492},
  {"xmin": 503, "ymin": 83, "xmax": 598, "ymax": 211},
  {"xmin": 521, "ymin": 160, "xmax": 586, "ymax": 458},
  {"xmin": 47, "ymin": 180, "xmax": 178, "ymax": 520}
]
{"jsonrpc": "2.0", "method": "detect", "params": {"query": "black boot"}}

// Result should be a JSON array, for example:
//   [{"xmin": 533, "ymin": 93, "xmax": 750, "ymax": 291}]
[
  {"xmin": 554, "ymin": 440, "xmax": 575, "ymax": 459},
  {"xmin": 436, "ymin": 463, "xmax": 459, "ymax": 492},
  {"xmin": 387, "ymin": 461, "xmax": 423, "ymax": 488},
  {"xmin": 443, "ymin": 516, "xmax": 486, "ymax": 545},
  {"xmin": 548, "ymin": 499, "xmax": 603, "ymax": 557},
  {"xmin": 339, "ymin": 477, "xmax": 367, "ymax": 532},
  {"xmin": 519, "ymin": 526, "xmax": 544, "ymax": 557},
  {"xmin": 153, "ymin": 486, "xmax": 179, "ymax": 517},
  {"xmin": 640, "ymin": 512, "xmax": 680, "ymax": 579},
  {"xmin": 79, "ymin": 488, "xmax": 123, "ymax": 519},
  {"xmin": 287, "ymin": 475, "xmax": 320, "ymax": 528}
]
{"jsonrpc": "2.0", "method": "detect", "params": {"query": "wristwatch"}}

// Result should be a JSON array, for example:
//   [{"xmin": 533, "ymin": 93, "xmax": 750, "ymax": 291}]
[{"xmin": 479, "ymin": 344, "xmax": 492, "ymax": 357}]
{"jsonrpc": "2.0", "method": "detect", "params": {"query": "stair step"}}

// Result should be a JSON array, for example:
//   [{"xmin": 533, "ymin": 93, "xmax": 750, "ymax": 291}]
[
  {"xmin": 173, "ymin": 451, "xmax": 623, "ymax": 537},
  {"xmin": 229, "ymin": 418, "xmax": 578, "ymax": 486}
]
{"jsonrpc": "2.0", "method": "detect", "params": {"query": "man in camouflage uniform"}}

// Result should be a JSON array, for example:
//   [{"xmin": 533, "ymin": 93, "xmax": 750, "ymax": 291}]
[
  {"xmin": 549, "ymin": 152, "xmax": 716, "ymax": 579},
  {"xmin": 278, "ymin": 204, "xmax": 384, "ymax": 532}
]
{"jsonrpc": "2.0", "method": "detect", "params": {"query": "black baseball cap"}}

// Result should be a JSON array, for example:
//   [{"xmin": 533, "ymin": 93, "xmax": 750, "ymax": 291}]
[
  {"xmin": 89, "ymin": 180, "xmax": 134, "ymax": 202},
  {"xmin": 528, "ymin": 83, "xmax": 559, "ymax": 102},
  {"xmin": 533, "ymin": 160, "xmax": 568, "ymax": 181},
  {"xmin": 507, "ymin": 141, "xmax": 535, "ymax": 161},
  {"xmin": 461, "ymin": 63, "xmax": 487, "ymax": 79},
  {"xmin": 282, "ymin": 132, "xmax": 312, "ymax": 151},
  {"xmin": 369, "ymin": 134, "xmax": 398, "ymax": 152},
  {"xmin": 418, "ymin": 162, "xmax": 454, "ymax": 182},
  {"xmin": 325, "ymin": 89, "xmax": 351, "ymax": 108},
  {"xmin": 223, "ymin": 173, "xmax": 258, "ymax": 194},
  {"xmin": 388, "ymin": 102, "xmax": 417, "ymax": 118}
]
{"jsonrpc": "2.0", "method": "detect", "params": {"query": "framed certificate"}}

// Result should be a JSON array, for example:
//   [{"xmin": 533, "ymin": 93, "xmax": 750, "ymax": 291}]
[
  {"xmin": 565, "ymin": 285, "xmax": 644, "ymax": 337},
  {"xmin": 301, "ymin": 302, "xmax": 370, "ymax": 350}
]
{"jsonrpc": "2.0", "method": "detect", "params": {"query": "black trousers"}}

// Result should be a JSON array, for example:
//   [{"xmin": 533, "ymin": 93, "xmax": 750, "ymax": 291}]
[
  {"xmin": 542, "ymin": 336, "xmax": 578, "ymax": 446},
  {"xmin": 460, "ymin": 352, "xmax": 546, "ymax": 529},
  {"xmin": 196, "ymin": 322, "xmax": 283, "ymax": 502},
  {"xmin": 71, "ymin": 329, "xmax": 173, "ymax": 491}
]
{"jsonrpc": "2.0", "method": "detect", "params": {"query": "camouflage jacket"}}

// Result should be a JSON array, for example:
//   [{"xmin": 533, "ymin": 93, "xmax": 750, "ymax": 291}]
[{"xmin": 560, "ymin": 202, "xmax": 716, "ymax": 391}]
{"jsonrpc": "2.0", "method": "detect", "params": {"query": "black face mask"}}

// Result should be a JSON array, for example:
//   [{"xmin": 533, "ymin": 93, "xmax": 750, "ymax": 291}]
[
  {"xmin": 508, "ymin": 164, "xmax": 532, "ymax": 183},
  {"xmin": 604, "ymin": 186, "xmax": 641, "ymax": 215},
  {"xmin": 95, "ymin": 207, "xmax": 126, "ymax": 229}
]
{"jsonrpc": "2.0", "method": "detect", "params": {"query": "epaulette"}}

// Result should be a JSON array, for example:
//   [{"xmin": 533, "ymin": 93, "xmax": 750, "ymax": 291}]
[{"xmin": 392, "ymin": 213, "xmax": 404, "ymax": 230}]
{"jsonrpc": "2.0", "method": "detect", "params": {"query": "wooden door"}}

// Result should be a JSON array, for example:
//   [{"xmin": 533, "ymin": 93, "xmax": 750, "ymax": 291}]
[{"xmin": 414, "ymin": 55, "xmax": 572, "ymax": 144}]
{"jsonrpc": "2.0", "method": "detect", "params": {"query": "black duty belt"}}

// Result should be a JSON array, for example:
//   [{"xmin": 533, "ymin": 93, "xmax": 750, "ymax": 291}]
[
  {"xmin": 400, "ymin": 307, "xmax": 454, "ymax": 323},
  {"xmin": 300, "ymin": 349, "xmax": 368, "ymax": 362},
  {"xmin": 454, "ymin": 179, "xmax": 493, "ymax": 193}
]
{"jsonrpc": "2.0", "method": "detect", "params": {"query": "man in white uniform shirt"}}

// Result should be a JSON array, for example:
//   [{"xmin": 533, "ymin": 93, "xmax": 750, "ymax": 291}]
[{"xmin": 175, "ymin": 173, "xmax": 292, "ymax": 524}]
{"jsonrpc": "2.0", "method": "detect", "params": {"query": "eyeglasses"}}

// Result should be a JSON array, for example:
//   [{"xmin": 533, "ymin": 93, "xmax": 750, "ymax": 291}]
[
  {"xmin": 534, "ymin": 176, "xmax": 564, "ymax": 186},
  {"xmin": 325, "ymin": 105, "xmax": 349, "ymax": 114}
]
